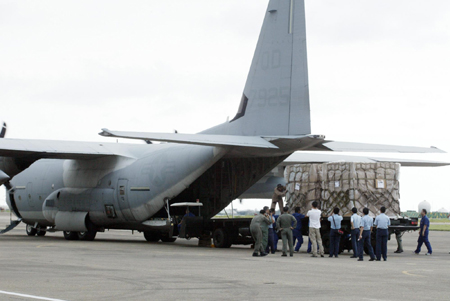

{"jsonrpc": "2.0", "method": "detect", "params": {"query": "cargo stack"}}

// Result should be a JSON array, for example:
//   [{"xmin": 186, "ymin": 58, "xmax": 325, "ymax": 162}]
[{"xmin": 284, "ymin": 162, "xmax": 401, "ymax": 217}]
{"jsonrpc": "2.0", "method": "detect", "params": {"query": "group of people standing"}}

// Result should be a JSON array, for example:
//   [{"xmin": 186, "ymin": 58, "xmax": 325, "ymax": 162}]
[
  {"xmin": 349, "ymin": 205, "xmax": 391, "ymax": 261},
  {"xmin": 249, "ymin": 185, "xmax": 315, "ymax": 257},
  {"xmin": 249, "ymin": 205, "xmax": 301, "ymax": 257},
  {"xmin": 250, "ymin": 185, "xmax": 434, "ymax": 258},
  {"xmin": 250, "ymin": 201, "xmax": 392, "ymax": 260}
]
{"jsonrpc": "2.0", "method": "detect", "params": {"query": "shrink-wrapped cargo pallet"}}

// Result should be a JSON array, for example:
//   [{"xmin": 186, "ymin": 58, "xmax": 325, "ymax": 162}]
[{"xmin": 284, "ymin": 162, "xmax": 400, "ymax": 217}]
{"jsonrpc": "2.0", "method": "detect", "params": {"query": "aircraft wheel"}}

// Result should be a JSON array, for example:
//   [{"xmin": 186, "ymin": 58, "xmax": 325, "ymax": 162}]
[
  {"xmin": 36, "ymin": 230, "xmax": 47, "ymax": 237},
  {"xmin": 78, "ymin": 230, "xmax": 97, "ymax": 241},
  {"xmin": 160, "ymin": 236, "xmax": 177, "ymax": 243},
  {"xmin": 63, "ymin": 231, "xmax": 79, "ymax": 240},
  {"xmin": 26, "ymin": 224, "xmax": 37, "ymax": 236},
  {"xmin": 144, "ymin": 231, "xmax": 161, "ymax": 242}
]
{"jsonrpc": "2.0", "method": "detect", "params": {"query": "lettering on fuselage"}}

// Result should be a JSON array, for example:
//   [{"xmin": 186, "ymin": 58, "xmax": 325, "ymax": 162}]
[
  {"xmin": 249, "ymin": 86, "xmax": 290, "ymax": 108},
  {"xmin": 260, "ymin": 50, "xmax": 282, "ymax": 71}
]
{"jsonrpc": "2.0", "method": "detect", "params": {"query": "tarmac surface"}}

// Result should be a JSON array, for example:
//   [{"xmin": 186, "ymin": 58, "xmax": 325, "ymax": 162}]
[{"xmin": 0, "ymin": 212, "xmax": 449, "ymax": 301}]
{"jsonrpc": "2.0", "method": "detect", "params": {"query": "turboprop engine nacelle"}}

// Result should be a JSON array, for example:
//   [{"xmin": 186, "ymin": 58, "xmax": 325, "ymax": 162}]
[{"xmin": 43, "ymin": 188, "xmax": 116, "ymax": 230}]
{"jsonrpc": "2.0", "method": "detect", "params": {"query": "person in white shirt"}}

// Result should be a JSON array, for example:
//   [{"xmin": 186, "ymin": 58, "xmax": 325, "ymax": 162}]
[
  {"xmin": 306, "ymin": 201, "xmax": 324, "ymax": 257},
  {"xmin": 350, "ymin": 207, "xmax": 362, "ymax": 258}
]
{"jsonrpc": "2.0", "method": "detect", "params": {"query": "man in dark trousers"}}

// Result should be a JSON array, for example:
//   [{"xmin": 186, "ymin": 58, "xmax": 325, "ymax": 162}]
[
  {"xmin": 374, "ymin": 206, "xmax": 391, "ymax": 261},
  {"xmin": 414, "ymin": 209, "xmax": 432, "ymax": 256},
  {"xmin": 327, "ymin": 207, "xmax": 343, "ymax": 258},
  {"xmin": 250, "ymin": 210, "xmax": 272, "ymax": 257},
  {"xmin": 276, "ymin": 206, "xmax": 297, "ymax": 257},
  {"xmin": 265, "ymin": 208, "xmax": 276, "ymax": 254},
  {"xmin": 358, "ymin": 207, "xmax": 376, "ymax": 261},
  {"xmin": 292, "ymin": 207, "xmax": 305, "ymax": 252},
  {"xmin": 350, "ymin": 207, "xmax": 362, "ymax": 258},
  {"xmin": 273, "ymin": 212, "xmax": 280, "ymax": 251}
]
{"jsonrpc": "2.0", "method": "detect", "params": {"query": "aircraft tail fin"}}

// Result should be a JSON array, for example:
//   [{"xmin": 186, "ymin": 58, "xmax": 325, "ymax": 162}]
[{"xmin": 203, "ymin": 0, "xmax": 310, "ymax": 136}]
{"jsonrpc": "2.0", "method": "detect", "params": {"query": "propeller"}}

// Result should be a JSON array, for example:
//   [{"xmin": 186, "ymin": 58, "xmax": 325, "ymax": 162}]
[
  {"xmin": 0, "ymin": 123, "xmax": 22, "ymax": 234},
  {"xmin": 0, "ymin": 180, "xmax": 23, "ymax": 234},
  {"xmin": 0, "ymin": 122, "xmax": 6, "ymax": 138},
  {"xmin": 0, "ymin": 170, "xmax": 10, "ymax": 186}
]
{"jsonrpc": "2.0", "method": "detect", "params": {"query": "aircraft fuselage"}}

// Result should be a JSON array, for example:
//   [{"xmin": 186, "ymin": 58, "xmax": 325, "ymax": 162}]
[{"xmin": 7, "ymin": 143, "xmax": 225, "ymax": 230}]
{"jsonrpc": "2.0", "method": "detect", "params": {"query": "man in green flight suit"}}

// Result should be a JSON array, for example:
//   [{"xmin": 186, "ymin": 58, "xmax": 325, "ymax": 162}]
[
  {"xmin": 250, "ymin": 209, "xmax": 272, "ymax": 257},
  {"xmin": 276, "ymin": 206, "xmax": 297, "ymax": 257},
  {"xmin": 261, "ymin": 206, "xmax": 271, "ymax": 250}
]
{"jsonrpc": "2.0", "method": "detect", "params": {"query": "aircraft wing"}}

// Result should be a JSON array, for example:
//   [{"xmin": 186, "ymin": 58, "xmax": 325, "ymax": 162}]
[
  {"xmin": 282, "ymin": 152, "xmax": 450, "ymax": 167},
  {"xmin": 317, "ymin": 141, "xmax": 445, "ymax": 153},
  {"xmin": 0, "ymin": 138, "xmax": 124, "ymax": 160},
  {"xmin": 99, "ymin": 129, "xmax": 278, "ymax": 149},
  {"xmin": 99, "ymin": 130, "xmax": 446, "ymax": 157}
]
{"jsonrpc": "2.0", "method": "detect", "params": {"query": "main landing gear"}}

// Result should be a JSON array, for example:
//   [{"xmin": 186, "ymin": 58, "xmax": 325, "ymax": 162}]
[
  {"xmin": 62, "ymin": 218, "xmax": 97, "ymax": 241},
  {"xmin": 62, "ymin": 229, "xmax": 97, "ymax": 241},
  {"xmin": 26, "ymin": 224, "xmax": 47, "ymax": 237},
  {"xmin": 143, "ymin": 231, "xmax": 177, "ymax": 243}
]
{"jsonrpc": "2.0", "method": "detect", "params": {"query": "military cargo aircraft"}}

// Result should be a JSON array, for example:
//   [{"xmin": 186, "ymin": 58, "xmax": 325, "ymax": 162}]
[{"xmin": 0, "ymin": 0, "xmax": 445, "ymax": 241}]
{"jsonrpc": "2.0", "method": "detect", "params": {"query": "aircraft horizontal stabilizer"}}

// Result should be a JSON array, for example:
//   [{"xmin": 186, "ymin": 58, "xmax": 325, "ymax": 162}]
[
  {"xmin": 283, "ymin": 153, "xmax": 450, "ymax": 167},
  {"xmin": 99, "ymin": 129, "xmax": 279, "ymax": 149},
  {"xmin": 319, "ymin": 141, "xmax": 445, "ymax": 154}
]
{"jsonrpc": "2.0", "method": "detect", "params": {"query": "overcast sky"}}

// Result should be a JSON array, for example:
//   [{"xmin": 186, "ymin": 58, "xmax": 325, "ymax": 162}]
[{"xmin": 1, "ymin": 0, "xmax": 449, "ymax": 213}]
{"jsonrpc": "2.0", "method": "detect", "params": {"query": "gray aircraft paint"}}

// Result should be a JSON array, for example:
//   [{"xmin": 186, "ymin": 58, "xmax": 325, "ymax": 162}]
[
  {"xmin": 201, "ymin": 0, "xmax": 310, "ymax": 136},
  {"xmin": 0, "ymin": 0, "xmax": 313, "ymax": 234},
  {"xmin": 8, "ymin": 143, "xmax": 225, "ymax": 226},
  {"xmin": 0, "ymin": 0, "xmax": 446, "ymax": 236}
]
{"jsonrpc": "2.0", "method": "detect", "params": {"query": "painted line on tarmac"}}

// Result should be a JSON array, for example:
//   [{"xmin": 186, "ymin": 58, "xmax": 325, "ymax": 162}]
[
  {"xmin": 36, "ymin": 243, "xmax": 56, "ymax": 248},
  {"xmin": 0, "ymin": 290, "xmax": 67, "ymax": 301},
  {"xmin": 402, "ymin": 270, "xmax": 425, "ymax": 277}
]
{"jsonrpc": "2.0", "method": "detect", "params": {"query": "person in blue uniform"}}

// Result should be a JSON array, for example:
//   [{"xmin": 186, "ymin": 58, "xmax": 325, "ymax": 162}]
[
  {"xmin": 327, "ymin": 207, "xmax": 343, "ymax": 258},
  {"xmin": 350, "ymin": 207, "xmax": 361, "ymax": 258},
  {"xmin": 265, "ymin": 208, "xmax": 276, "ymax": 254},
  {"xmin": 374, "ymin": 206, "xmax": 391, "ymax": 261},
  {"xmin": 414, "ymin": 209, "xmax": 432, "ymax": 255},
  {"xmin": 358, "ymin": 207, "xmax": 375, "ymax": 261},
  {"xmin": 273, "ymin": 213, "xmax": 280, "ymax": 251},
  {"xmin": 178, "ymin": 208, "xmax": 195, "ymax": 232},
  {"xmin": 292, "ymin": 207, "xmax": 305, "ymax": 252}
]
